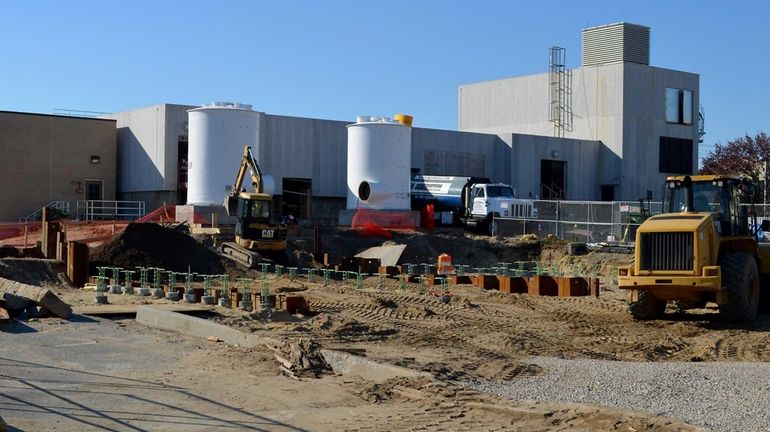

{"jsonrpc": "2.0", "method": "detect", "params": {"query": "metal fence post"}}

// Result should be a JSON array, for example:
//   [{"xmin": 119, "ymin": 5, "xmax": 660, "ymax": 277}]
[
  {"xmin": 555, "ymin": 200, "xmax": 560, "ymax": 238},
  {"xmin": 586, "ymin": 201, "xmax": 590, "ymax": 243}
]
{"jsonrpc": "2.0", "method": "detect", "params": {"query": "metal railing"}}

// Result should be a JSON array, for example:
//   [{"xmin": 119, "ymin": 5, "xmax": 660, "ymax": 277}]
[
  {"xmin": 75, "ymin": 200, "xmax": 145, "ymax": 221},
  {"xmin": 18, "ymin": 201, "xmax": 71, "ymax": 223}
]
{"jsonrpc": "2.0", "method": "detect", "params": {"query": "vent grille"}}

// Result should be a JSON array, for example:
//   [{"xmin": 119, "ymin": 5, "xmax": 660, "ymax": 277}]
[
  {"xmin": 582, "ymin": 22, "xmax": 650, "ymax": 66},
  {"xmin": 639, "ymin": 232, "xmax": 694, "ymax": 271}
]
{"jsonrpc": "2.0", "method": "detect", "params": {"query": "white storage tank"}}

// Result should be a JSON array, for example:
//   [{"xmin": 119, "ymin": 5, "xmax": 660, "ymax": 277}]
[
  {"xmin": 187, "ymin": 102, "xmax": 260, "ymax": 206},
  {"xmin": 346, "ymin": 115, "xmax": 412, "ymax": 210}
]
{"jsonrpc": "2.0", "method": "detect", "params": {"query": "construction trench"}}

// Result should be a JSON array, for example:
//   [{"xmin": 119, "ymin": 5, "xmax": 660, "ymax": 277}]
[{"xmin": 2, "ymin": 220, "xmax": 770, "ymax": 431}]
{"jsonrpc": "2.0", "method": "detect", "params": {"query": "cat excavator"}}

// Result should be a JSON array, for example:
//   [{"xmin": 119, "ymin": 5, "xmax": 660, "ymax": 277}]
[{"xmin": 220, "ymin": 145, "xmax": 287, "ymax": 268}]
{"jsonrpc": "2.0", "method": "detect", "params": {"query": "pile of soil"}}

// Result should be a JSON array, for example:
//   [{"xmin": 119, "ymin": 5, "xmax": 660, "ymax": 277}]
[
  {"xmin": 316, "ymin": 227, "xmax": 550, "ymax": 269},
  {"xmin": 90, "ymin": 223, "xmax": 224, "ymax": 274},
  {"xmin": 0, "ymin": 258, "xmax": 69, "ymax": 287}
]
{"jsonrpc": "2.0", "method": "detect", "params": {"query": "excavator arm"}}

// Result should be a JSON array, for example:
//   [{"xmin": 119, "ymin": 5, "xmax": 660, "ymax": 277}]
[
  {"xmin": 225, "ymin": 145, "xmax": 264, "ymax": 215},
  {"xmin": 231, "ymin": 145, "xmax": 264, "ymax": 195}
]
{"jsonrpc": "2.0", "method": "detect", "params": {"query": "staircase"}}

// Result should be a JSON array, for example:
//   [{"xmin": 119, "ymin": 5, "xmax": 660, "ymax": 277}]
[{"xmin": 18, "ymin": 201, "xmax": 70, "ymax": 222}]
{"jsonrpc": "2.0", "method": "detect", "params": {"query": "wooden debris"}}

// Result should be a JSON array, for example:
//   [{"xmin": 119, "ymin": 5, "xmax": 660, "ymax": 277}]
[{"xmin": 266, "ymin": 338, "xmax": 331, "ymax": 379}]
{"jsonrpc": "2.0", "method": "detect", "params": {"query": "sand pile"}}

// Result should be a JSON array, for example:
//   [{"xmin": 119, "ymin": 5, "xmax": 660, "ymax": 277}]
[{"xmin": 90, "ymin": 223, "xmax": 224, "ymax": 274}]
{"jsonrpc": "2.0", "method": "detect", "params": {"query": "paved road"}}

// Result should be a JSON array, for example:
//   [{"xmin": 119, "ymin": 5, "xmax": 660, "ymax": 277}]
[{"xmin": 0, "ymin": 317, "xmax": 306, "ymax": 432}]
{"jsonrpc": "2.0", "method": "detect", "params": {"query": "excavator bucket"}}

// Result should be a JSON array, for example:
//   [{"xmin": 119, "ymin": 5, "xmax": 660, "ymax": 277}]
[{"xmin": 224, "ymin": 195, "xmax": 238, "ymax": 216}]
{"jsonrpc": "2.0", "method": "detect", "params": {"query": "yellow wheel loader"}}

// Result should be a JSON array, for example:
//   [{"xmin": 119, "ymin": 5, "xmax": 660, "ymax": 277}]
[{"xmin": 618, "ymin": 175, "xmax": 770, "ymax": 322}]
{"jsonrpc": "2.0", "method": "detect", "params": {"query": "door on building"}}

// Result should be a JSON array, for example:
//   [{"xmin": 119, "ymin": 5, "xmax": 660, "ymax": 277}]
[
  {"xmin": 177, "ymin": 137, "xmax": 188, "ymax": 204},
  {"xmin": 84, "ymin": 180, "xmax": 104, "ymax": 201},
  {"xmin": 281, "ymin": 178, "xmax": 312, "ymax": 220},
  {"xmin": 600, "ymin": 185, "xmax": 615, "ymax": 201},
  {"xmin": 84, "ymin": 179, "xmax": 104, "ymax": 219},
  {"xmin": 540, "ymin": 160, "xmax": 566, "ymax": 200}
]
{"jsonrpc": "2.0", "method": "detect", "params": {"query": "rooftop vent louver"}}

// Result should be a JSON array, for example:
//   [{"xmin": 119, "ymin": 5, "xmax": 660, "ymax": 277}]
[{"xmin": 582, "ymin": 22, "xmax": 650, "ymax": 67}]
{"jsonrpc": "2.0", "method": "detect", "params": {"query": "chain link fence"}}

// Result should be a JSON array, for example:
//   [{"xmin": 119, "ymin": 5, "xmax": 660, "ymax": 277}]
[{"xmin": 494, "ymin": 200, "xmax": 663, "ymax": 244}]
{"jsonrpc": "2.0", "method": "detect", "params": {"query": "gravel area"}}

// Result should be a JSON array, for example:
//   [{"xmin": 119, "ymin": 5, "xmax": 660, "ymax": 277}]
[{"xmin": 466, "ymin": 356, "xmax": 770, "ymax": 432}]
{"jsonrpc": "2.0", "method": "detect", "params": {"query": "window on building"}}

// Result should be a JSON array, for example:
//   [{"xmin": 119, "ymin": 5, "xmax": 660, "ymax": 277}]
[
  {"xmin": 659, "ymin": 136, "xmax": 694, "ymax": 174},
  {"xmin": 665, "ymin": 88, "xmax": 693, "ymax": 125}
]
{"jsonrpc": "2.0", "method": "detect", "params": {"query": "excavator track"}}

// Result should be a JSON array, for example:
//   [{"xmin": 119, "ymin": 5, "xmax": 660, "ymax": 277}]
[{"xmin": 220, "ymin": 242, "xmax": 263, "ymax": 269}]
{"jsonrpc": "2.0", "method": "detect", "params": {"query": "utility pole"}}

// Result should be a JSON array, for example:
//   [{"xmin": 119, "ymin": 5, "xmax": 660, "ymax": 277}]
[{"xmin": 761, "ymin": 156, "xmax": 769, "ymax": 209}]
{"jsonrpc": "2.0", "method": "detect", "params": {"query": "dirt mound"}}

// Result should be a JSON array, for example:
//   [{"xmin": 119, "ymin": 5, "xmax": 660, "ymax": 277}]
[
  {"xmin": 90, "ymin": 223, "xmax": 224, "ymax": 274},
  {"xmin": 0, "ymin": 258, "xmax": 70, "ymax": 287}
]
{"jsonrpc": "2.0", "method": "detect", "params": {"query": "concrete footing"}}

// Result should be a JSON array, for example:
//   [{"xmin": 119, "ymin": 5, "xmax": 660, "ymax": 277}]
[
  {"xmin": 121, "ymin": 286, "xmax": 135, "ymax": 295},
  {"xmin": 109, "ymin": 285, "xmax": 122, "ymax": 294},
  {"xmin": 201, "ymin": 295, "xmax": 216, "ymax": 305},
  {"xmin": 138, "ymin": 287, "xmax": 151, "ymax": 296},
  {"xmin": 135, "ymin": 306, "xmax": 276, "ymax": 348},
  {"xmin": 152, "ymin": 289, "xmax": 164, "ymax": 298},
  {"xmin": 166, "ymin": 291, "xmax": 180, "ymax": 301},
  {"xmin": 239, "ymin": 300, "xmax": 252, "ymax": 311},
  {"xmin": 320, "ymin": 349, "xmax": 433, "ymax": 383},
  {"xmin": 94, "ymin": 294, "xmax": 108, "ymax": 304},
  {"xmin": 184, "ymin": 293, "xmax": 196, "ymax": 303},
  {"xmin": 218, "ymin": 298, "xmax": 231, "ymax": 308}
]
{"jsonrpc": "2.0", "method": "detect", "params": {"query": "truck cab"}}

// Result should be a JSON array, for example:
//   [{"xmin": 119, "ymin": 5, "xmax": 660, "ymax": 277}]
[{"xmin": 466, "ymin": 183, "xmax": 538, "ymax": 233}]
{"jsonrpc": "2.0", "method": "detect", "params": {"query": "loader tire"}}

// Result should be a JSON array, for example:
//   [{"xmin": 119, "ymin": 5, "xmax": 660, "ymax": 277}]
[
  {"xmin": 719, "ymin": 252, "xmax": 760, "ymax": 322},
  {"xmin": 629, "ymin": 289, "xmax": 666, "ymax": 320}
]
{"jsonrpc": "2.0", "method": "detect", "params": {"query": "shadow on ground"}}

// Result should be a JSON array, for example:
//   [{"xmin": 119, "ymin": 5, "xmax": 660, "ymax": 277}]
[{"xmin": 0, "ymin": 356, "xmax": 306, "ymax": 432}]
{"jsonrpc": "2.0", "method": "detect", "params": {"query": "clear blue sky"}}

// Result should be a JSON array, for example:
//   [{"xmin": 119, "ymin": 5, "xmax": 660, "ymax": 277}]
[{"xmin": 1, "ymin": 1, "xmax": 768, "ymax": 162}]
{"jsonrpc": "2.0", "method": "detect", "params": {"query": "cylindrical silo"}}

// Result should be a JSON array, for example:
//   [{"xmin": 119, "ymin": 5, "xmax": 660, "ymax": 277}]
[
  {"xmin": 187, "ymin": 102, "xmax": 260, "ymax": 206},
  {"xmin": 346, "ymin": 116, "xmax": 412, "ymax": 210}
]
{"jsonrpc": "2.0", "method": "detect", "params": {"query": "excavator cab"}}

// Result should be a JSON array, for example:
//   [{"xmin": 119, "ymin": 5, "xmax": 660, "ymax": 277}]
[
  {"xmin": 220, "ymin": 146, "xmax": 287, "ymax": 268},
  {"xmin": 233, "ymin": 193, "xmax": 274, "ymax": 239}
]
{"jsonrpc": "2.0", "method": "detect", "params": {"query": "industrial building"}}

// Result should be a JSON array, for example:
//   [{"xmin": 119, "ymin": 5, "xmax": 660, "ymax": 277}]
[
  {"xmin": 109, "ymin": 103, "xmax": 523, "ymax": 222},
  {"xmin": 0, "ymin": 22, "xmax": 699, "ymax": 222},
  {"xmin": 459, "ymin": 22, "xmax": 701, "ymax": 201},
  {"xmin": 0, "ymin": 111, "xmax": 116, "ymax": 221}
]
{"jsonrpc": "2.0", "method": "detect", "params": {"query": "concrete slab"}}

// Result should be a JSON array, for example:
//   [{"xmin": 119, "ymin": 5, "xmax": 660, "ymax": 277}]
[
  {"xmin": 0, "ymin": 277, "xmax": 71, "ymax": 318},
  {"xmin": 0, "ymin": 317, "xmax": 307, "ymax": 431},
  {"xmin": 354, "ymin": 244, "xmax": 407, "ymax": 267},
  {"xmin": 135, "ymin": 306, "xmax": 277, "ymax": 348},
  {"xmin": 320, "ymin": 349, "xmax": 433, "ymax": 383}
]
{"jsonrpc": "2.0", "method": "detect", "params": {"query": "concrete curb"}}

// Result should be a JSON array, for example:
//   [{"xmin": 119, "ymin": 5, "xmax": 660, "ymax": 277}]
[
  {"xmin": 135, "ymin": 307, "xmax": 433, "ymax": 383},
  {"xmin": 320, "ymin": 349, "xmax": 433, "ymax": 383},
  {"xmin": 135, "ymin": 306, "xmax": 279, "ymax": 348}
]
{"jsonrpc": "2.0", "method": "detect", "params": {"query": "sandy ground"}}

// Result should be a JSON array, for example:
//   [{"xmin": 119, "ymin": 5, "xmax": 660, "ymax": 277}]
[
  {"xmin": 1, "ymin": 227, "xmax": 756, "ymax": 432},
  {"xmin": 1, "ymin": 314, "xmax": 702, "ymax": 432}
]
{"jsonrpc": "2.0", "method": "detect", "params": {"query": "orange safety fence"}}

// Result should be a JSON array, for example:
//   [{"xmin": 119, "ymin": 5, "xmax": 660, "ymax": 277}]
[
  {"xmin": 351, "ymin": 208, "xmax": 419, "ymax": 230},
  {"xmin": 0, "ymin": 220, "xmax": 131, "ymax": 248}
]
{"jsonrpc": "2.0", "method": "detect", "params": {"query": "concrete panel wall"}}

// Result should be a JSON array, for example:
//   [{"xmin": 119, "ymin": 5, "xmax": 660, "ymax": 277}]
[
  {"xmin": 458, "ymin": 65, "xmax": 625, "ymax": 191},
  {"xmin": 111, "ymin": 104, "xmax": 194, "ymax": 196},
  {"xmin": 621, "ymin": 64, "xmax": 699, "ymax": 200},
  {"xmin": 411, "ymin": 128, "xmax": 510, "ymax": 183},
  {"xmin": 507, "ymin": 134, "xmax": 602, "ymax": 200},
  {"xmin": 0, "ymin": 112, "xmax": 116, "ymax": 221},
  {"xmin": 458, "ymin": 62, "xmax": 699, "ymax": 201},
  {"xmin": 458, "ymin": 64, "xmax": 625, "ymax": 153},
  {"xmin": 259, "ymin": 114, "xmax": 349, "ymax": 198}
]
